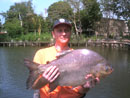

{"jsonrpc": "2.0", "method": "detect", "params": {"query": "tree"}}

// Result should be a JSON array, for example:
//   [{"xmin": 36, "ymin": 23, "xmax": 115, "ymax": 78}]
[
  {"xmin": 47, "ymin": 1, "xmax": 73, "ymax": 24},
  {"xmin": 5, "ymin": 1, "xmax": 34, "ymax": 21},
  {"xmin": 81, "ymin": 0, "xmax": 102, "ymax": 35},
  {"xmin": 0, "ymin": 19, "xmax": 2, "ymax": 31},
  {"xmin": 114, "ymin": 0, "xmax": 130, "ymax": 20},
  {"xmin": 41, "ymin": 18, "xmax": 50, "ymax": 33},
  {"xmin": 99, "ymin": 0, "xmax": 130, "ymax": 20},
  {"xmin": 3, "ymin": 0, "xmax": 35, "ymax": 35},
  {"xmin": 64, "ymin": 0, "xmax": 102, "ymax": 37},
  {"xmin": 4, "ymin": 18, "xmax": 23, "ymax": 38},
  {"xmin": 99, "ymin": 0, "xmax": 130, "ymax": 38},
  {"xmin": 127, "ymin": 20, "xmax": 130, "ymax": 33},
  {"xmin": 64, "ymin": 0, "xmax": 83, "ymax": 37}
]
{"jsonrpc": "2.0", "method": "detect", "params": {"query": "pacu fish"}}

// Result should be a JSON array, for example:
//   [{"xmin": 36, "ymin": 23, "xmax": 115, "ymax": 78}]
[{"xmin": 24, "ymin": 49, "xmax": 113, "ymax": 92}]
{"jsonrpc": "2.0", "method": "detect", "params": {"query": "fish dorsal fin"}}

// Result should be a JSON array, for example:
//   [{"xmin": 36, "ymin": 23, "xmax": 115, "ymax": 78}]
[{"xmin": 56, "ymin": 50, "xmax": 72, "ymax": 58}]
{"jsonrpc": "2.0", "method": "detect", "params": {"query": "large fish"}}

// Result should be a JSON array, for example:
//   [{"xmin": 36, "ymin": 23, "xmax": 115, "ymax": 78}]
[{"xmin": 24, "ymin": 49, "xmax": 113, "ymax": 92}]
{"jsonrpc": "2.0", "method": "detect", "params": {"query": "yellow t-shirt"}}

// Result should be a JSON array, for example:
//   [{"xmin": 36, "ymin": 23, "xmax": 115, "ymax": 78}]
[{"xmin": 33, "ymin": 46, "xmax": 83, "ymax": 98}]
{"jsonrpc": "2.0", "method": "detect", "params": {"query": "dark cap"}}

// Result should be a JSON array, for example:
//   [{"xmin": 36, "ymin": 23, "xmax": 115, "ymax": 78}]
[{"xmin": 53, "ymin": 18, "xmax": 72, "ymax": 29}]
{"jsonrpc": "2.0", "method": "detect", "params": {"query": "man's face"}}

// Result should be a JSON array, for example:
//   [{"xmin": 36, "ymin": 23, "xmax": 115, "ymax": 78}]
[{"xmin": 52, "ymin": 24, "xmax": 71, "ymax": 44}]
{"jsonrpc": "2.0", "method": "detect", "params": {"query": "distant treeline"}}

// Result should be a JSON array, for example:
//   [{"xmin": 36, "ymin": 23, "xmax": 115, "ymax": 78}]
[{"xmin": 0, "ymin": 0, "xmax": 129, "ymax": 42}]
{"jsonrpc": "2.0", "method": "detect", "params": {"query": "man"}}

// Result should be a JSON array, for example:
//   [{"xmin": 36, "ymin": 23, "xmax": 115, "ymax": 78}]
[{"xmin": 32, "ymin": 18, "xmax": 99, "ymax": 98}]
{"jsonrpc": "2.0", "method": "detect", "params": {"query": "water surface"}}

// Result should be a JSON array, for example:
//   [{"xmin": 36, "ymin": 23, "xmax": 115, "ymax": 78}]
[{"xmin": 0, "ymin": 46, "xmax": 130, "ymax": 98}]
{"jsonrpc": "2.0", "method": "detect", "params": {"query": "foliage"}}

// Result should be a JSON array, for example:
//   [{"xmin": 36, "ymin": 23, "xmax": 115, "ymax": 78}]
[
  {"xmin": 0, "ymin": 34, "xmax": 11, "ymax": 41},
  {"xmin": 63, "ymin": 0, "xmax": 102, "ymax": 37},
  {"xmin": 4, "ymin": 18, "xmax": 23, "ymax": 38},
  {"xmin": 0, "ymin": 19, "xmax": 2, "ymax": 31},
  {"xmin": 5, "ymin": 1, "xmax": 34, "ymax": 21},
  {"xmin": 1, "ymin": 0, "xmax": 50, "ymax": 36},
  {"xmin": 98, "ymin": 0, "xmax": 130, "ymax": 38},
  {"xmin": 99, "ymin": 0, "xmax": 130, "ymax": 20},
  {"xmin": 42, "ymin": 18, "xmax": 52, "ymax": 33},
  {"xmin": 28, "ymin": 14, "xmax": 44, "ymax": 34},
  {"xmin": 127, "ymin": 20, "xmax": 130, "ymax": 32},
  {"xmin": 0, "ymin": 0, "xmax": 129, "ymax": 42},
  {"xmin": 19, "ymin": 32, "xmax": 52, "ymax": 41},
  {"xmin": 1, "ymin": 1, "xmax": 31, "ymax": 35},
  {"xmin": 64, "ymin": 0, "xmax": 83, "ymax": 37},
  {"xmin": 81, "ymin": 0, "xmax": 102, "ymax": 33},
  {"xmin": 113, "ymin": 0, "xmax": 130, "ymax": 20},
  {"xmin": 48, "ymin": 1, "xmax": 73, "ymax": 23}
]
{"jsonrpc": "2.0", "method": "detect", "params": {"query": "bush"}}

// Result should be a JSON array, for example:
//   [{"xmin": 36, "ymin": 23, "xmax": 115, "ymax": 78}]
[
  {"xmin": 0, "ymin": 34, "xmax": 11, "ymax": 42},
  {"xmin": 20, "ymin": 32, "xmax": 52, "ymax": 41}
]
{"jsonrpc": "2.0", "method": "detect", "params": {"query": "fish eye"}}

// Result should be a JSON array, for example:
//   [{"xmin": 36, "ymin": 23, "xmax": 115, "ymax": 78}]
[
  {"xmin": 105, "ymin": 66, "xmax": 112, "ymax": 72},
  {"xmin": 105, "ymin": 67, "xmax": 109, "ymax": 72}
]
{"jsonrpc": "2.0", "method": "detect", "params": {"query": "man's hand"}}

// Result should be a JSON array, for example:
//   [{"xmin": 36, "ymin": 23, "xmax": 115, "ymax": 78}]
[
  {"xmin": 73, "ymin": 74, "xmax": 100, "ymax": 96},
  {"xmin": 32, "ymin": 66, "xmax": 60, "ymax": 89},
  {"xmin": 43, "ymin": 66, "xmax": 60, "ymax": 83},
  {"xmin": 83, "ymin": 74, "xmax": 100, "ymax": 88}
]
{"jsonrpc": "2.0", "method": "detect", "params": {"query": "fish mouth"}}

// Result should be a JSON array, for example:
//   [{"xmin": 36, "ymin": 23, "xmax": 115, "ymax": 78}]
[
  {"xmin": 107, "ymin": 66, "xmax": 114, "ymax": 74},
  {"xmin": 105, "ymin": 69, "xmax": 113, "ymax": 78},
  {"xmin": 108, "ymin": 68, "xmax": 113, "ymax": 74},
  {"xmin": 97, "ymin": 68, "xmax": 113, "ymax": 79},
  {"xmin": 105, "ymin": 65, "xmax": 113, "ymax": 75}
]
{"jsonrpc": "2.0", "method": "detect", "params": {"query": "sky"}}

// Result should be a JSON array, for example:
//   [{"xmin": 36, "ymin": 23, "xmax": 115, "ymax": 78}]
[{"xmin": 0, "ymin": 0, "xmax": 61, "ymax": 23}]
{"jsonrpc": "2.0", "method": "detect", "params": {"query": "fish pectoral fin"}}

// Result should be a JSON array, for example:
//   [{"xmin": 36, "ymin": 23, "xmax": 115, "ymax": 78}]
[{"xmin": 49, "ymin": 83, "xmax": 58, "ymax": 92}]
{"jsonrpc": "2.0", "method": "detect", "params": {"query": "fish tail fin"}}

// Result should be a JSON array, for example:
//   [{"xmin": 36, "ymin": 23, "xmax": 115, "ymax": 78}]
[
  {"xmin": 24, "ymin": 58, "xmax": 39, "ymax": 71},
  {"xmin": 24, "ymin": 58, "xmax": 40, "ymax": 89}
]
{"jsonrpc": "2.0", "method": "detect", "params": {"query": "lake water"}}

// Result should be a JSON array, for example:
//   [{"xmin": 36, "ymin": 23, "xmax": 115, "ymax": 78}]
[{"xmin": 0, "ymin": 46, "xmax": 130, "ymax": 98}]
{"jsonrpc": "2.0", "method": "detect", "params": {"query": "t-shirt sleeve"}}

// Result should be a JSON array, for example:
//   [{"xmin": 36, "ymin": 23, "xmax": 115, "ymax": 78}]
[{"xmin": 33, "ymin": 50, "xmax": 43, "ymax": 64}]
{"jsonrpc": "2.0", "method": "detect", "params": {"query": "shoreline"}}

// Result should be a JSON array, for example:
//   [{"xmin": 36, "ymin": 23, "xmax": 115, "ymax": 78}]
[{"xmin": 0, "ymin": 40, "xmax": 130, "ymax": 49}]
